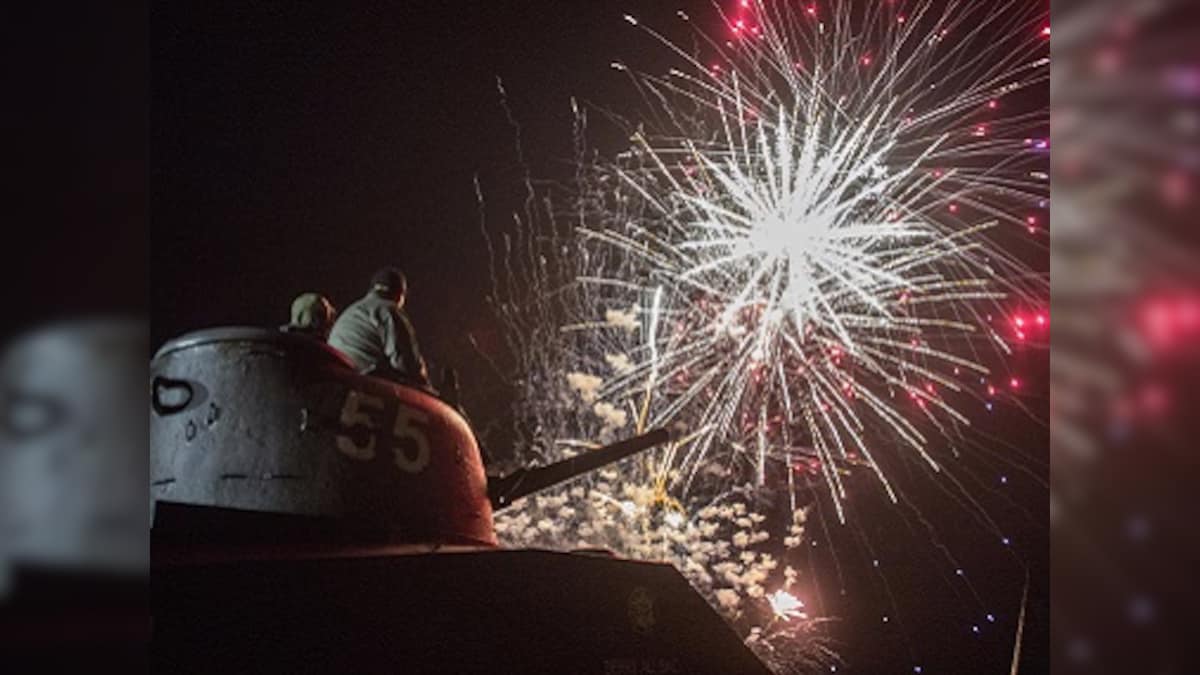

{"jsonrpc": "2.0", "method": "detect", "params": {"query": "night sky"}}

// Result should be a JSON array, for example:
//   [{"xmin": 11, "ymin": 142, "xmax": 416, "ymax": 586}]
[{"xmin": 152, "ymin": 2, "xmax": 1048, "ymax": 672}]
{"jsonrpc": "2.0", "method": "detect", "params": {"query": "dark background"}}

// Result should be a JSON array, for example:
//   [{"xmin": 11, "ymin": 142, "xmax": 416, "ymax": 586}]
[
  {"xmin": 151, "ymin": 2, "xmax": 1047, "ymax": 672},
  {"xmin": 1, "ymin": 3, "xmax": 146, "ymax": 340}
]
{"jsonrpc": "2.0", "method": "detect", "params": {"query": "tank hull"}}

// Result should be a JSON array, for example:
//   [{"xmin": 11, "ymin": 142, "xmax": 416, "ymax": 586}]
[{"xmin": 152, "ymin": 547, "xmax": 771, "ymax": 674}]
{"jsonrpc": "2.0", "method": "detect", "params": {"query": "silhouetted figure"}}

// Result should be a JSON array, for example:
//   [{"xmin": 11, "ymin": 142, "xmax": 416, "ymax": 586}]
[{"xmin": 328, "ymin": 267, "xmax": 428, "ymax": 386}]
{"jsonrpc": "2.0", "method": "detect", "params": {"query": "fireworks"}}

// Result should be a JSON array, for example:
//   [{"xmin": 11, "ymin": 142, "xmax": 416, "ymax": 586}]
[
  {"xmin": 493, "ymin": 476, "xmax": 837, "ymax": 672},
  {"xmin": 767, "ymin": 589, "xmax": 807, "ymax": 621},
  {"xmin": 486, "ymin": 0, "xmax": 1048, "ymax": 669},
  {"xmin": 558, "ymin": 0, "xmax": 1049, "ymax": 518}
]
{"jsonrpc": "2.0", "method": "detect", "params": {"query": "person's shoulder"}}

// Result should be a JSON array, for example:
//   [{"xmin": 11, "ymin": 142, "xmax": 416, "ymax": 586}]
[
  {"xmin": 338, "ymin": 293, "xmax": 375, "ymax": 313},
  {"xmin": 349, "ymin": 293, "xmax": 396, "ymax": 324}
]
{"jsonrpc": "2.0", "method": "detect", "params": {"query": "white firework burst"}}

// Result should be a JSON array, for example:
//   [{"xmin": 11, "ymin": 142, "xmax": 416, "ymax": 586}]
[
  {"xmin": 481, "ymin": 2, "xmax": 1051, "ymax": 669},
  {"xmin": 558, "ymin": 0, "xmax": 1050, "ymax": 518}
]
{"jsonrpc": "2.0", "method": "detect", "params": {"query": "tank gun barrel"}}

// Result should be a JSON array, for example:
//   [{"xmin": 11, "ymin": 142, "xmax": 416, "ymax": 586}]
[{"xmin": 488, "ymin": 428, "xmax": 671, "ymax": 510}]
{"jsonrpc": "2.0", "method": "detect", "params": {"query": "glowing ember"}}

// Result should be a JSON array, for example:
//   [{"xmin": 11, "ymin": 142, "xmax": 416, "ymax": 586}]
[{"xmin": 768, "ymin": 589, "xmax": 808, "ymax": 621}]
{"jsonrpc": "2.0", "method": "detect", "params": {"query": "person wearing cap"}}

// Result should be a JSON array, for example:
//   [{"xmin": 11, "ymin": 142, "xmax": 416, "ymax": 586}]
[
  {"xmin": 279, "ymin": 292, "xmax": 337, "ymax": 340},
  {"xmin": 327, "ymin": 267, "xmax": 429, "ymax": 385}
]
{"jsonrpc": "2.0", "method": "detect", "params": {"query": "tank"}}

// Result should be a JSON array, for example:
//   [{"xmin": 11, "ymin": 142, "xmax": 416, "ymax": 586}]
[{"xmin": 150, "ymin": 327, "xmax": 770, "ymax": 674}]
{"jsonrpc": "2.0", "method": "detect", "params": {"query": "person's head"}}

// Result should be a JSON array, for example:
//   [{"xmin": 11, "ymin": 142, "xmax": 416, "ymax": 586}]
[
  {"xmin": 370, "ymin": 267, "xmax": 408, "ymax": 307},
  {"xmin": 289, "ymin": 293, "xmax": 337, "ymax": 338}
]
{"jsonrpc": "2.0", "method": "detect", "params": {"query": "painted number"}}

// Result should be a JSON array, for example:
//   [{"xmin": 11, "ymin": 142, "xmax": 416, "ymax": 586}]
[
  {"xmin": 392, "ymin": 405, "xmax": 431, "ymax": 473},
  {"xmin": 336, "ymin": 390, "xmax": 382, "ymax": 460},
  {"xmin": 336, "ymin": 390, "xmax": 432, "ymax": 474}
]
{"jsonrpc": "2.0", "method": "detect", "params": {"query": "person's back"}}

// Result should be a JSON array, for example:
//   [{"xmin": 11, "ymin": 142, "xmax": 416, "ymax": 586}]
[
  {"xmin": 327, "ymin": 291, "xmax": 402, "ymax": 370},
  {"xmin": 328, "ymin": 267, "xmax": 428, "ymax": 385}
]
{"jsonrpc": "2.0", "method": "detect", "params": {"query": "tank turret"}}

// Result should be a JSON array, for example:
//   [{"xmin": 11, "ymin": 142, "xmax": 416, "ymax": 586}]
[{"xmin": 150, "ymin": 327, "xmax": 668, "ymax": 554}]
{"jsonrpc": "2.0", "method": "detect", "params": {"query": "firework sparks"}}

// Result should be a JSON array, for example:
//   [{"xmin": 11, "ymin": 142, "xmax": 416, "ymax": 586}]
[
  {"xmin": 768, "ymin": 589, "xmax": 808, "ymax": 621},
  {"xmin": 568, "ymin": 0, "xmax": 1049, "ymax": 517},
  {"xmin": 485, "ymin": 1, "xmax": 1049, "ymax": 669}
]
